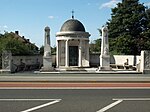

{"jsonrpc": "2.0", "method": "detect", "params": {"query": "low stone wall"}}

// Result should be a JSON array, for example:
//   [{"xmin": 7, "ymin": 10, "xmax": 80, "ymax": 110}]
[
  {"xmin": 0, "ymin": 56, "xmax": 2, "ymax": 69},
  {"xmin": 89, "ymin": 53, "xmax": 141, "ymax": 68},
  {"xmin": 0, "ymin": 54, "xmax": 147, "ymax": 72},
  {"xmin": 90, "ymin": 54, "xmax": 100, "ymax": 67},
  {"xmin": 110, "ymin": 55, "xmax": 141, "ymax": 66},
  {"xmin": 11, "ymin": 55, "xmax": 42, "ymax": 72},
  {"xmin": 12, "ymin": 55, "xmax": 42, "ymax": 66},
  {"xmin": 11, "ymin": 55, "xmax": 56, "ymax": 72}
]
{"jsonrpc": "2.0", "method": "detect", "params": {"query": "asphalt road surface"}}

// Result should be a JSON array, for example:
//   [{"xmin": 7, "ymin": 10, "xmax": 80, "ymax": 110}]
[{"xmin": 0, "ymin": 89, "xmax": 150, "ymax": 112}]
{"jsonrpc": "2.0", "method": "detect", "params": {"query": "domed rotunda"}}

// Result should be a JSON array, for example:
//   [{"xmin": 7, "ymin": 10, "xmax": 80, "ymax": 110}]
[{"xmin": 56, "ymin": 18, "xmax": 90, "ymax": 68}]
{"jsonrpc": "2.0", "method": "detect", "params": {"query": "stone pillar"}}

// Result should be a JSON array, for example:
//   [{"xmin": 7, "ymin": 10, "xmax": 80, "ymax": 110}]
[
  {"xmin": 41, "ymin": 26, "xmax": 54, "ymax": 72},
  {"xmin": 79, "ymin": 40, "xmax": 82, "ymax": 67},
  {"xmin": 65, "ymin": 40, "xmax": 69, "ymax": 67},
  {"xmin": 86, "ymin": 40, "xmax": 90, "ymax": 67},
  {"xmin": 140, "ymin": 50, "xmax": 150, "ymax": 74},
  {"xmin": 99, "ymin": 26, "xmax": 111, "ymax": 70},
  {"xmin": 56, "ymin": 40, "xmax": 59, "ymax": 67},
  {"xmin": 2, "ymin": 50, "xmax": 12, "ymax": 73}
]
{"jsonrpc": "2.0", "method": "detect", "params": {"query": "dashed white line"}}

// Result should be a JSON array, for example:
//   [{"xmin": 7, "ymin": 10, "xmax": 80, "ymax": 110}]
[{"xmin": 96, "ymin": 100, "xmax": 123, "ymax": 112}]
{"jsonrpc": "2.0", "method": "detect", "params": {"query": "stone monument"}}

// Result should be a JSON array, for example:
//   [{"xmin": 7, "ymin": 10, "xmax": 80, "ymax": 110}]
[
  {"xmin": 41, "ymin": 26, "xmax": 54, "ymax": 71},
  {"xmin": 1, "ymin": 50, "xmax": 12, "ymax": 73},
  {"xmin": 99, "ymin": 26, "xmax": 111, "ymax": 70},
  {"xmin": 140, "ymin": 50, "xmax": 150, "ymax": 74}
]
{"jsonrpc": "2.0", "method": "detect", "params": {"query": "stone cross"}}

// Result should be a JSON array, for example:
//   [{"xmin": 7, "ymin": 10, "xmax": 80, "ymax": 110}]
[{"xmin": 71, "ymin": 10, "xmax": 74, "ymax": 19}]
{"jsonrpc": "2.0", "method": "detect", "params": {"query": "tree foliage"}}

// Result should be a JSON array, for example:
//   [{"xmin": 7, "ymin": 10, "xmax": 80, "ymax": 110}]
[
  {"xmin": 0, "ymin": 32, "xmax": 38, "ymax": 56},
  {"xmin": 39, "ymin": 45, "xmax": 56, "ymax": 55},
  {"xmin": 107, "ymin": 0, "xmax": 150, "ymax": 55},
  {"xmin": 90, "ymin": 39, "xmax": 101, "ymax": 53},
  {"xmin": 89, "ymin": 29, "xmax": 102, "ymax": 54}
]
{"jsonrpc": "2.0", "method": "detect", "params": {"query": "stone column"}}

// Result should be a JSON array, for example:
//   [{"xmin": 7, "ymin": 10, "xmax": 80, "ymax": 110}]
[
  {"xmin": 86, "ymin": 40, "xmax": 90, "ymax": 67},
  {"xmin": 2, "ymin": 50, "xmax": 12, "ymax": 73},
  {"xmin": 79, "ymin": 40, "xmax": 82, "ymax": 67},
  {"xmin": 44, "ymin": 27, "xmax": 51, "ymax": 53},
  {"xmin": 65, "ymin": 40, "xmax": 69, "ymax": 67},
  {"xmin": 140, "ymin": 50, "xmax": 150, "ymax": 74},
  {"xmin": 56, "ymin": 40, "xmax": 59, "ymax": 67},
  {"xmin": 99, "ymin": 26, "xmax": 111, "ymax": 70},
  {"xmin": 41, "ymin": 26, "xmax": 54, "ymax": 72}
]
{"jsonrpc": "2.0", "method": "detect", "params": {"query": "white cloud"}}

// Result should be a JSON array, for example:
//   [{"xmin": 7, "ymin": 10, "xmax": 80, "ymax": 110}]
[
  {"xmin": 3, "ymin": 25, "xmax": 8, "ymax": 28},
  {"xmin": 48, "ymin": 16, "xmax": 54, "ymax": 19},
  {"xmin": 100, "ymin": 0, "xmax": 121, "ymax": 9},
  {"xmin": 144, "ymin": 2, "xmax": 150, "ymax": 7}
]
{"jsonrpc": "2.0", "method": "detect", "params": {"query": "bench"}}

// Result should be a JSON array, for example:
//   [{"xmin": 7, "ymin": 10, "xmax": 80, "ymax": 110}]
[{"xmin": 110, "ymin": 64, "xmax": 136, "ymax": 70}]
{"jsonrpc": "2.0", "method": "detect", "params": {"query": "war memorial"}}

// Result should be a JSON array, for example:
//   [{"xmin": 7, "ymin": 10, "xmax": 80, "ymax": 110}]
[{"xmin": 0, "ymin": 15, "xmax": 150, "ymax": 74}]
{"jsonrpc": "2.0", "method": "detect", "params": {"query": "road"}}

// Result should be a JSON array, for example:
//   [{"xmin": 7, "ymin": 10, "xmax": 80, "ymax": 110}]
[{"xmin": 0, "ymin": 89, "xmax": 150, "ymax": 112}]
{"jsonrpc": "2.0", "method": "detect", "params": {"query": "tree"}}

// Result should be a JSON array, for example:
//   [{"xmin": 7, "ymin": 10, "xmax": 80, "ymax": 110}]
[
  {"xmin": 89, "ymin": 29, "xmax": 101, "ymax": 54},
  {"xmin": 39, "ymin": 45, "xmax": 56, "ymax": 55},
  {"xmin": 0, "ymin": 32, "xmax": 38, "ymax": 56},
  {"xmin": 107, "ymin": 0, "xmax": 150, "ymax": 55},
  {"xmin": 89, "ymin": 39, "xmax": 101, "ymax": 53},
  {"xmin": 39, "ymin": 46, "xmax": 44, "ymax": 55}
]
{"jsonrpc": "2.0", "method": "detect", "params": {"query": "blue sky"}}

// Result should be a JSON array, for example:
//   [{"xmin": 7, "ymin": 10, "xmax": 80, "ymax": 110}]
[{"xmin": 0, "ymin": 0, "xmax": 150, "ymax": 47}]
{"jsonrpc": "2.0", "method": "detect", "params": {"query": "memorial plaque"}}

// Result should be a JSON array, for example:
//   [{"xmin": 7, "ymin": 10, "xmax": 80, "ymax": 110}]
[{"xmin": 2, "ymin": 51, "xmax": 12, "ymax": 70}]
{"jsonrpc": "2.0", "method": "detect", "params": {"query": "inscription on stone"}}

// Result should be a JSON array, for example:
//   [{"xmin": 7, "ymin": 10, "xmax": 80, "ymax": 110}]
[
  {"xmin": 2, "ymin": 51, "xmax": 12, "ymax": 70},
  {"xmin": 144, "ymin": 51, "xmax": 150, "ymax": 69}
]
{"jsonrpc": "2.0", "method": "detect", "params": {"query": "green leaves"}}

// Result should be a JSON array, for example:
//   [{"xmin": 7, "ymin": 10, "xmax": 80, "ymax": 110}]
[
  {"xmin": 107, "ymin": 0, "xmax": 150, "ymax": 55},
  {"xmin": 0, "ymin": 33, "xmax": 38, "ymax": 56}
]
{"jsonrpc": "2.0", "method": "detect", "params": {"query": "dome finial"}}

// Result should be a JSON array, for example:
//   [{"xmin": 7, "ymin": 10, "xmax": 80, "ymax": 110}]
[{"xmin": 71, "ymin": 10, "xmax": 74, "ymax": 19}]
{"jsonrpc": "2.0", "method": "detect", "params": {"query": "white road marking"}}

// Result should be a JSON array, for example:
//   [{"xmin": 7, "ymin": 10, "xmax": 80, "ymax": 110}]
[
  {"xmin": 97, "ymin": 98, "xmax": 150, "ymax": 112},
  {"xmin": 0, "ymin": 99, "xmax": 61, "ymax": 101},
  {"xmin": 21, "ymin": 100, "xmax": 61, "ymax": 112},
  {"xmin": 0, "ymin": 99, "xmax": 61, "ymax": 112},
  {"xmin": 96, "ymin": 100, "xmax": 123, "ymax": 112},
  {"xmin": 113, "ymin": 98, "xmax": 150, "ymax": 101}
]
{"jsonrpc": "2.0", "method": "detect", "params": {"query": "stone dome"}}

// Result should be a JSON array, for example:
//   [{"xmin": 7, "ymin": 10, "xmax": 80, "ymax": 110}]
[{"xmin": 60, "ymin": 19, "xmax": 85, "ymax": 32}]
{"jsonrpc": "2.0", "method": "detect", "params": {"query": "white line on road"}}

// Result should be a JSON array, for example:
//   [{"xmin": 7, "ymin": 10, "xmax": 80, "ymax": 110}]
[
  {"xmin": 97, "ymin": 98, "xmax": 150, "ymax": 112},
  {"xmin": 0, "ymin": 99, "xmax": 61, "ymax": 112},
  {"xmin": 21, "ymin": 100, "xmax": 61, "ymax": 112},
  {"xmin": 113, "ymin": 98, "xmax": 150, "ymax": 101},
  {"xmin": 0, "ymin": 99, "xmax": 61, "ymax": 101},
  {"xmin": 96, "ymin": 100, "xmax": 123, "ymax": 112}
]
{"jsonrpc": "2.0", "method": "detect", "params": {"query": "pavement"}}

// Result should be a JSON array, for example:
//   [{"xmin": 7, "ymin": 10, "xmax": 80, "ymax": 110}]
[{"xmin": 0, "ymin": 70, "xmax": 150, "ymax": 82}]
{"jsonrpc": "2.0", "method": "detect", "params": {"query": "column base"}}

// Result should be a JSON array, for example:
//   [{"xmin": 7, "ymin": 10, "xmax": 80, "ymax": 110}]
[
  {"xmin": 40, "ymin": 67, "xmax": 54, "ymax": 72},
  {"xmin": 97, "ymin": 66, "xmax": 112, "ymax": 71}
]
